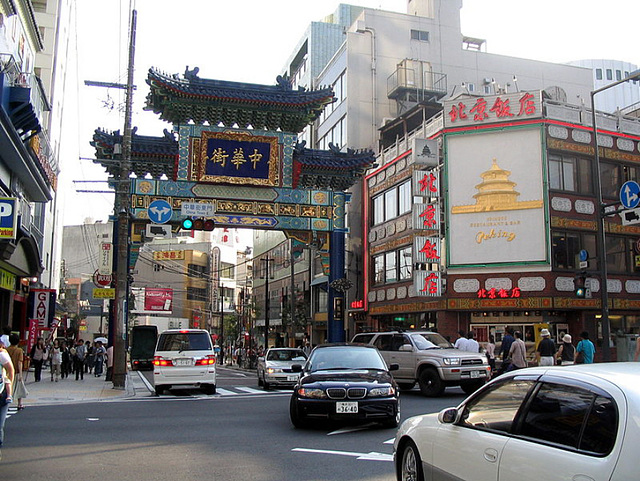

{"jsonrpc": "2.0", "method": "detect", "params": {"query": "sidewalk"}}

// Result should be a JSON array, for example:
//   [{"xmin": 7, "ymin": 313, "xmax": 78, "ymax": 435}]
[{"xmin": 17, "ymin": 368, "xmax": 136, "ymax": 407}]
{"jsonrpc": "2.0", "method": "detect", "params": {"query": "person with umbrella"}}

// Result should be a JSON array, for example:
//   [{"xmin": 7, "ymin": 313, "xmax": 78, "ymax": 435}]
[{"xmin": 94, "ymin": 341, "xmax": 107, "ymax": 377}]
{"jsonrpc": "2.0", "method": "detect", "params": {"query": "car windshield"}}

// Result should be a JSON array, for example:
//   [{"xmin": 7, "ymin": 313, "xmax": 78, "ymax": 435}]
[
  {"xmin": 266, "ymin": 349, "xmax": 307, "ymax": 362},
  {"xmin": 411, "ymin": 333, "xmax": 452, "ymax": 349},
  {"xmin": 156, "ymin": 332, "xmax": 211, "ymax": 351},
  {"xmin": 307, "ymin": 346, "xmax": 387, "ymax": 372}
]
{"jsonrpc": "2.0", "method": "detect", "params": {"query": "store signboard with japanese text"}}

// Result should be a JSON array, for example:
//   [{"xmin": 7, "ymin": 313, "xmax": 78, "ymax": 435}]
[
  {"xmin": 413, "ymin": 203, "xmax": 440, "ymax": 231},
  {"xmin": 412, "ymin": 170, "xmax": 439, "ymax": 198},
  {"xmin": 444, "ymin": 91, "xmax": 542, "ymax": 129},
  {"xmin": 414, "ymin": 270, "xmax": 442, "ymax": 297},
  {"xmin": 414, "ymin": 236, "xmax": 441, "ymax": 263},
  {"xmin": 446, "ymin": 127, "xmax": 547, "ymax": 267}
]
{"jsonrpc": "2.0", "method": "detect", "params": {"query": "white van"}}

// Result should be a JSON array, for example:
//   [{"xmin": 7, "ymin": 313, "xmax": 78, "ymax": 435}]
[{"xmin": 152, "ymin": 329, "xmax": 217, "ymax": 395}]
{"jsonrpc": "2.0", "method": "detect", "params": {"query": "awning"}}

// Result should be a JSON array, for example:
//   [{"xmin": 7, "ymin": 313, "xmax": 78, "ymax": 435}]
[{"xmin": 311, "ymin": 275, "xmax": 328, "ymax": 287}]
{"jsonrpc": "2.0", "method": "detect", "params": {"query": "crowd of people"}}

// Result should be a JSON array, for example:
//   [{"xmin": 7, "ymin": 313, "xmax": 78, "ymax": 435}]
[{"xmin": 28, "ymin": 337, "xmax": 110, "ymax": 383}]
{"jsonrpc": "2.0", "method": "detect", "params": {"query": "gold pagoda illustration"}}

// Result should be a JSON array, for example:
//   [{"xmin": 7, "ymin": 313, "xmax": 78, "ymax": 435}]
[{"xmin": 451, "ymin": 158, "xmax": 543, "ymax": 213}]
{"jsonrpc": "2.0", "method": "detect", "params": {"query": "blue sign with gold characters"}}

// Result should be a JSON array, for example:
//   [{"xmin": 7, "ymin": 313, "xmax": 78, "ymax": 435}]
[{"xmin": 0, "ymin": 197, "xmax": 17, "ymax": 239}]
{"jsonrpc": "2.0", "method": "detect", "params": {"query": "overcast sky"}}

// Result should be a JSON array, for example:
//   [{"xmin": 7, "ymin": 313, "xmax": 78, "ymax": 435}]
[{"xmin": 59, "ymin": 0, "xmax": 640, "ymax": 226}]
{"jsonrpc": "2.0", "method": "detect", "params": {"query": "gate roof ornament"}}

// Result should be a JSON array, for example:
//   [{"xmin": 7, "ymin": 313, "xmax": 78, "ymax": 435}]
[{"xmin": 145, "ymin": 67, "xmax": 336, "ymax": 132}]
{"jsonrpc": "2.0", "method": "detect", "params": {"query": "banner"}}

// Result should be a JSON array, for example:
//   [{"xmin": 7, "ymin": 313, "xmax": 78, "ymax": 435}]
[
  {"xmin": 144, "ymin": 288, "xmax": 173, "ymax": 313},
  {"xmin": 29, "ymin": 289, "xmax": 57, "ymax": 328}
]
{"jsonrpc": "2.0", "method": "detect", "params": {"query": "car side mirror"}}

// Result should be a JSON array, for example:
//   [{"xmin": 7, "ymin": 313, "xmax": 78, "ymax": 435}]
[
  {"xmin": 438, "ymin": 407, "xmax": 458, "ymax": 424},
  {"xmin": 388, "ymin": 363, "xmax": 400, "ymax": 371},
  {"xmin": 399, "ymin": 344, "xmax": 413, "ymax": 352},
  {"xmin": 291, "ymin": 364, "xmax": 303, "ymax": 373}
]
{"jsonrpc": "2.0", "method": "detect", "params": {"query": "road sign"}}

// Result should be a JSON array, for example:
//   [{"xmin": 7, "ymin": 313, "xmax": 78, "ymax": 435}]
[
  {"xmin": 146, "ymin": 223, "xmax": 172, "ymax": 238},
  {"xmin": 0, "ymin": 197, "xmax": 17, "ymax": 239},
  {"xmin": 98, "ymin": 242, "xmax": 113, "ymax": 275},
  {"xmin": 621, "ymin": 207, "xmax": 640, "ymax": 226},
  {"xmin": 93, "ymin": 270, "xmax": 113, "ymax": 287},
  {"xmin": 181, "ymin": 202, "xmax": 215, "ymax": 217},
  {"xmin": 620, "ymin": 180, "xmax": 640, "ymax": 209},
  {"xmin": 148, "ymin": 199, "xmax": 173, "ymax": 224}
]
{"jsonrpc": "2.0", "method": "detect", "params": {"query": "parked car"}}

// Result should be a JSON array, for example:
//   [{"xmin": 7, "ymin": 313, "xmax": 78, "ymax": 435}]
[
  {"xmin": 257, "ymin": 347, "xmax": 308, "ymax": 390},
  {"xmin": 152, "ymin": 329, "xmax": 216, "ymax": 395},
  {"xmin": 351, "ymin": 331, "xmax": 490, "ymax": 396},
  {"xmin": 289, "ymin": 343, "xmax": 400, "ymax": 429},
  {"xmin": 394, "ymin": 363, "xmax": 640, "ymax": 481}
]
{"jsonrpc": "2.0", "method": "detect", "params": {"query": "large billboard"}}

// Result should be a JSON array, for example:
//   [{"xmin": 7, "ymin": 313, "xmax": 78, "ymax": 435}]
[{"xmin": 446, "ymin": 127, "xmax": 547, "ymax": 267}]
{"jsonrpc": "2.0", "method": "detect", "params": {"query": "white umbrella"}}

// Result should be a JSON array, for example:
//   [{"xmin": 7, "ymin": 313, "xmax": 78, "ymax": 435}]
[{"xmin": 94, "ymin": 337, "xmax": 108, "ymax": 344}]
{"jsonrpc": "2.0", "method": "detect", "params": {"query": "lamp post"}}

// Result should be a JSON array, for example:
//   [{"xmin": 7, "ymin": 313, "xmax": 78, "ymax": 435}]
[{"xmin": 590, "ymin": 69, "xmax": 640, "ymax": 362}]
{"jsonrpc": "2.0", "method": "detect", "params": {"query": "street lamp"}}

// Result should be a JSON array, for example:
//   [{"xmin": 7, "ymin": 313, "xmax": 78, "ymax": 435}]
[{"xmin": 590, "ymin": 68, "xmax": 640, "ymax": 362}]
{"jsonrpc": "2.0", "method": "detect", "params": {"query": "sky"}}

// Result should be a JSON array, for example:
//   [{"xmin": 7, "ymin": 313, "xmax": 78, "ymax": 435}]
[{"xmin": 59, "ymin": 0, "xmax": 640, "ymax": 227}]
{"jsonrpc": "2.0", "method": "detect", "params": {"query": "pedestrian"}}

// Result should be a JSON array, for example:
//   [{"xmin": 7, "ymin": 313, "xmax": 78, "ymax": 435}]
[
  {"xmin": 508, "ymin": 330, "xmax": 528, "ymax": 370},
  {"xmin": 74, "ymin": 339, "xmax": 86, "ymax": 380},
  {"xmin": 94, "ymin": 341, "xmax": 106, "ymax": 377},
  {"xmin": 85, "ymin": 340, "xmax": 95, "ymax": 374},
  {"xmin": 60, "ymin": 340, "xmax": 71, "ymax": 379},
  {"xmin": 105, "ymin": 344, "xmax": 114, "ymax": 382},
  {"xmin": 0, "ymin": 335, "xmax": 15, "ymax": 460},
  {"xmin": 302, "ymin": 341, "xmax": 311, "ymax": 357},
  {"xmin": 30, "ymin": 337, "xmax": 46, "ymax": 382},
  {"xmin": 485, "ymin": 334, "xmax": 496, "ymax": 373},
  {"xmin": 6, "ymin": 334, "xmax": 26, "ymax": 410},
  {"xmin": 535, "ymin": 328, "xmax": 556, "ymax": 366},
  {"xmin": 464, "ymin": 331, "xmax": 480, "ymax": 353},
  {"xmin": 0, "ymin": 326, "xmax": 9, "ymax": 350},
  {"xmin": 576, "ymin": 331, "xmax": 596, "ymax": 364},
  {"xmin": 49, "ymin": 339, "xmax": 62, "ymax": 382},
  {"xmin": 454, "ymin": 330, "xmax": 469, "ymax": 351},
  {"xmin": 556, "ymin": 334, "xmax": 575, "ymax": 365},
  {"xmin": 500, "ymin": 327, "xmax": 515, "ymax": 360}
]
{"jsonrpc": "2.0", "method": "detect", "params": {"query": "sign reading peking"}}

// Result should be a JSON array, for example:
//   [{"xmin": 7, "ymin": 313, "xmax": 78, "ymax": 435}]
[{"xmin": 444, "ymin": 91, "xmax": 542, "ymax": 128}]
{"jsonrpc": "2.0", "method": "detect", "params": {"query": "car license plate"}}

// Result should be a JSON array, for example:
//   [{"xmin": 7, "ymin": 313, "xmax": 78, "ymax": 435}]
[
  {"xmin": 470, "ymin": 370, "xmax": 480, "ymax": 378},
  {"xmin": 287, "ymin": 375, "xmax": 298, "ymax": 382},
  {"xmin": 336, "ymin": 402, "xmax": 358, "ymax": 414},
  {"xmin": 175, "ymin": 358, "xmax": 193, "ymax": 367}
]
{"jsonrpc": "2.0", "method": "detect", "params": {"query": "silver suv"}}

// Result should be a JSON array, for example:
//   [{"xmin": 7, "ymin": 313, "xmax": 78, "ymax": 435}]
[{"xmin": 351, "ymin": 331, "xmax": 490, "ymax": 397}]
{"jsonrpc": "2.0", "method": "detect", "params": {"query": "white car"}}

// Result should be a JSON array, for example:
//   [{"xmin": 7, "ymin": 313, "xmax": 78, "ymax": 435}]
[
  {"xmin": 153, "ymin": 329, "xmax": 216, "ymax": 395},
  {"xmin": 394, "ymin": 363, "xmax": 640, "ymax": 481},
  {"xmin": 257, "ymin": 348, "xmax": 307, "ymax": 390}
]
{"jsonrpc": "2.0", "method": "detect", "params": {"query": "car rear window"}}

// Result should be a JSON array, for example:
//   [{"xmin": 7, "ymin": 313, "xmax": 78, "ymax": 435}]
[
  {"xmin": 156, "ymin": 332, "xmax": 212, "ymax": 351},
  {"xmin": 352, "ymin": 334, "xmax": 375, "ymax": 345}
]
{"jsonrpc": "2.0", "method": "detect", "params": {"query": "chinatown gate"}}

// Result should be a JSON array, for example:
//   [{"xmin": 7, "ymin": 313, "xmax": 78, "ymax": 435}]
[{"xmin": 92, "ymin": 67, "xmax": 375, "ymax": 345}]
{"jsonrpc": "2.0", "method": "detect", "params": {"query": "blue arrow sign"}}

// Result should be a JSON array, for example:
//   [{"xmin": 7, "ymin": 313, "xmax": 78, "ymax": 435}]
[
  {"xmin": 148, "ymin": 199, "xmax": 173, "ymax": 224},
  {"xmin": 620, "ymin": 181, "xmax": 640, "ymax": 209}
]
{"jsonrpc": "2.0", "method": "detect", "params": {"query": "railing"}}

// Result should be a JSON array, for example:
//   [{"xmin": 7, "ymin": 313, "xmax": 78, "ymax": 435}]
[{"xmin": 544, "ymin": 99, "xmax": 640, "ymax": 136}]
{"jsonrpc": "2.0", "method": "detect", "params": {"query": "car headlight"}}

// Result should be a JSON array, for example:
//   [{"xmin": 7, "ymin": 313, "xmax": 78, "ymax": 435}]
[
  {"xmin": 368, "ymin": 386, "xmax": 396, "ymax": 397},
  {"xmin": 443, "ymin": 357, "xmax": 461, "ymax": 366},
  {"xmin": 267, "ymin": 367, "xmax": 282, "ymax": 374},
  {"xmin": 297, "ymin": 387, "xmax": 328, "ymax": 399}
]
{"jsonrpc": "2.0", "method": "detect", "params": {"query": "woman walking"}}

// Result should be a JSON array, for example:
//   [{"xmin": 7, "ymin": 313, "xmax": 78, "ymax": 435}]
[
  {"xmin": 6, "ymin": 334, "xmax": 27, "ymax": 410},
  {"xmin": 556, "ymin": 334, "xmax": 575, "ymax": 365},
  {"xmin": 30, "ymin": 337, "xmax": 46, "ymax": 382},
  {"xmin": 49, "ymin": 339, "xmax": 62, "ymax": 382}
]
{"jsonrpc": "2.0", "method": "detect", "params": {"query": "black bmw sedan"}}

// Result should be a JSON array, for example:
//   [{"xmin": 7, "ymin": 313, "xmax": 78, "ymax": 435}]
[{"xmin": 289, "ymin": 343, "xmax": 400, "ymax": 428}]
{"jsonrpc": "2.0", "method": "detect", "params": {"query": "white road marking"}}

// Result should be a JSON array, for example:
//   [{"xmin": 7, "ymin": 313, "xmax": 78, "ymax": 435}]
[
  {"xmin": 215, "ymin": 388, "xmax": 239, "ymax": 396},
  {"xmin": 235, "ymin": 386, "xmax": 265, "ymax": 394},
  {"xmin": 292, "ymin": 448, "xmax": 393, "ymax": 462},
  {"xmin": 87, "ymin": 418, "xmax": 100, "ymax": 421},
  {"xmin": 384, "ymin": 438, "xmax": 395, "ymax": 445},
  {"xmin": 327, "ymin": 425, "xmax": 377, "ymax": 435}
]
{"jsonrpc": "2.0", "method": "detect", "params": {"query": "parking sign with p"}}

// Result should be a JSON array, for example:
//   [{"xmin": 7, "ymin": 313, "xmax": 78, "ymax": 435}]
[{"xmin": 0, "ymin": 197, "xmax": 17, "ymax": 239}]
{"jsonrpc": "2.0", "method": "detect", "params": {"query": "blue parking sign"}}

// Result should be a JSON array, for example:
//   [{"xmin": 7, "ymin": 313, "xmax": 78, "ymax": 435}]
[{"xmin": 0, "ymin": 197, "xmax": 17, "ymax": 239}]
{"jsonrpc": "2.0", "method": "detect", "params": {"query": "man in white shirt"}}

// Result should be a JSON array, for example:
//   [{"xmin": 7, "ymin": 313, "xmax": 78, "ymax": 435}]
[
  {"xmin": 454, "ymin": 330, "xmax": 469, "ymax": 351},
  {"xmin": 465, "ymin": 331, "xmax": 480, "ymax": 353}
]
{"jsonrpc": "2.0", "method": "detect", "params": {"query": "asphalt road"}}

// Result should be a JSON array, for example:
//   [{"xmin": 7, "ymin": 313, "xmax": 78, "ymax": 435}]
[{"xmin": 2, "ymin": 367, "xmax": 465, "ymax": 481}]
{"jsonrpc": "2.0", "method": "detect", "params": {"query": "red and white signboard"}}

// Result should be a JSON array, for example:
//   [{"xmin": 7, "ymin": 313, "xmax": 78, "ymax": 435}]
[
  {"xmin": 98, "ymin": 242, "xmax": 113, "ymax": 275},
  {"xmin": 31, "ymin": 288, "xmax": 56, "ymax": 328},
  {"xmin": 144, "ymin": 288, "xmax": 173, "ymax": 313}
]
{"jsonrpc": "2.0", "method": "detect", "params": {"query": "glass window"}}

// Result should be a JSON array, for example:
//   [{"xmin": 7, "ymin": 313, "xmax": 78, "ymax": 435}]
[
  {"xmin": 616, "ymin": 70, "xmax": 622, "ymax": 81},
  {"xmin": 399, "ymin": 246, "xmax": 412, "ymax": 280},
  {"xmin": 373, "ymin": 254, "xmax": 385, "ymax": 286},
  {"xmin": 520, "ymin": 383, "xmax": 592, "ymax": 448},
  {"xmin": 580, "ymin": 395, "xmax": 617, "ymax": 455},
  {"xmin": 596, "ymin": 69, "xmax": 603, "ymax": 80},
  {"xmin": 548, "ymin": 154, "xmax": 592, "ymax": 193},
  {"xmin": 410, "ymin": 29, "xmax": 429, "ymax": 41},
  {"xmin": 374, "ymin": 334, "xmax": 393, "ymax": 351},
  {"xmin": 157, "ymin": 332, "xmax": 212, "ymax": 351},
  {"xmin": 399, "ymin": 181, "xmax": 411, "ymax": 214},
  {"xmin": 606, "ymin": 69, "xmax": 613, "ymax": 80},
  {"xmin": 373, "ymin": 195, "xmax": 384, "ymax": 225},
  {"xmin": 460, "ymin": 379, "xmax": 536, "ymax": 433},
  {"xmin": 552, "ymin": 231, "xmax": 598, "ymax": 271},
  {"xmin": 600, "ymin": 162, "xmax": 621, "ymax": 199},
  {"xmin": 606, "ymin": 236, "xmax": 626, "ymax": 273},
  {"xmin": 385, "ymin": 251, "xmax": 397, "ymax": 283},
  {"xmin": 384, "ymin": 189, "xmax": 398, "ymax": 221}
]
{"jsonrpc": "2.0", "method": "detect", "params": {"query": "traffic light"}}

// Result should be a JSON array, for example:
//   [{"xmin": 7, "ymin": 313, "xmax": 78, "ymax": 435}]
[
  {"xmin": 574, "ymin": 272, "xmax": 587, "ymax": 298},
  {"xmin": 180, "ymin": 217, "xmax": 215, "ymax": 231}
]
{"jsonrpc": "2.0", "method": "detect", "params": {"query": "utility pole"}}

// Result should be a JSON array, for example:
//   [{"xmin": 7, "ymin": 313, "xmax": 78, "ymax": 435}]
[
  {"xmin": 261, "ymin": 258, "xmax": 272, "ymax": 349},
  {"xmin": 290, "ymin": 240, "xmax": 296, "ymax": 346},
  {"xmin": 113, "ymin": 8, "xmax": 137, "ymax": 389}
]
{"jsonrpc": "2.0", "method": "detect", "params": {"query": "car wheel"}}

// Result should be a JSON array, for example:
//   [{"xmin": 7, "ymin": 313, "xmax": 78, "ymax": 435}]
[
  {"xmin": 418, "ymin": 368, "xmax": 445, "ymax": 397},
  {"xmin": 382, "ymin": 409, "xmax": 401, "ymax": 428},
  {"xmin": 461, "ymin": 380, "xmax": 485, "ymax": 396},
  {"xmin": 397, "ymin": 382, "xmax": 416, "ymax": 391},
  {"xmin": 263, "ymin": 374, "xmax": 270, "ymax": 391},
  {"xmin": 399, "ymin": 440, "xmax": 424, "ymax": 481},
  {"xmin": 155, "ymin": 385, "xmax": 166, "ymax": 396},
  {"xmin": 289, "ymin": 396, "xmax": 308, "ymax": 428},
  {"xmin": 201, "ymin": 384, "xmax": 217, "ymax": 395}
]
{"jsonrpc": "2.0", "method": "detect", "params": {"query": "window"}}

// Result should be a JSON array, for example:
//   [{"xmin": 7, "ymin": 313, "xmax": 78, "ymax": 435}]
[
  {"xmin": 606, "ymin": 236, "xmax": 626, "ymax": 273},
  {"xmin": 410, "ymin": 29, "xmax": 429, "ymax": 41},
  {"xmin": 460, "ymin": 379, "xmax": 535, "ymax": 433},
  {"xmin": 384, "ymin": 189, "xmax": 398, "ymax": 220},
  {"xmin": 373, "ymin": 246, "xmax": 413, "ymax": 285},
  {"xmin": 600, "ymin": 162, "xmax": 621, "ymax": 199},
  {"xmin": 606, "ymin": 69, "xmax": 613, "ymax": 80},
  {"xmin": 373, "ymin": 195, "xmax": 384, "ymax": 225},
  {"xmin": 520, "ymin": 382, "xmax": 617, "ymax": 455},
  {"xmin": 373, "ymin": 254, "xmax": 385, "ymax": 286},
  {"xmin": 596, "ymin": 69, "xmax": 603, "ymax": 80},
  {"xmin": 548, "ymin": 154, "xmax": 592, "ymax": 193},
  {"xmin": 374, "ymin": 334, "xmax": 393, "ymax": 351},
  {"xmin": 616, "ymin": 70, "xmax": 622, "ymax": 81},
  {"xmin": 385, "ymin": 251, "xmax": 397, "ymax": 283},
  {"xmin": 467, "ymin": 83, "xmax": 475, "ymax": 92},
  {"xmin": 399, "ymin": 180, "xmax": 411, "ymax": 215},
  {"xmin": 552, "ymin": 231, "xmax": 597, "ymax": 270},
  {"xmin": 399, "ymin": 246, "xmax": 412, "ymax": 280},
  {"xmin": 372, "ymin": 180, "xmax": 412, "ymax": 225}
]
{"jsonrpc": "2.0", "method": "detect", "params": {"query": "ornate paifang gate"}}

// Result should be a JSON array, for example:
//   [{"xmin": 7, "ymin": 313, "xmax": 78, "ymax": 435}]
[{"xmin": 93, "ymin": 67, "xmax": 375, "ymax": 342}]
